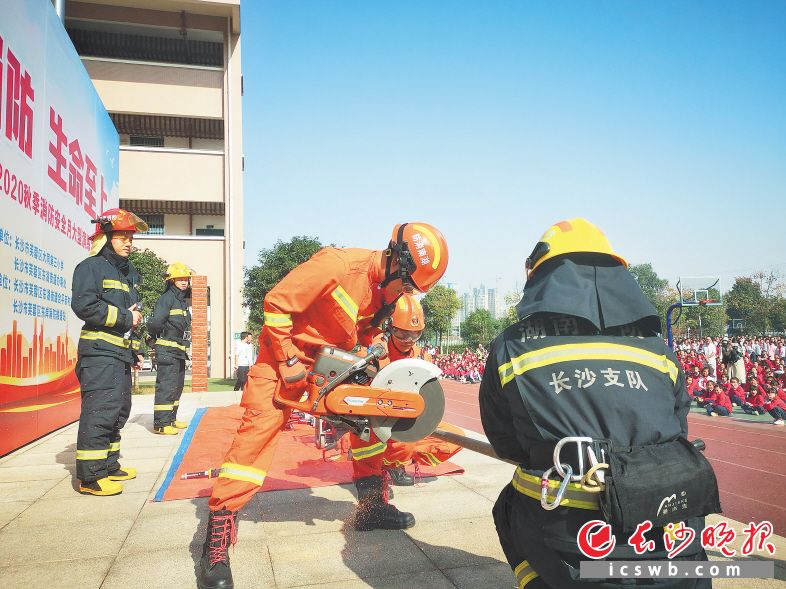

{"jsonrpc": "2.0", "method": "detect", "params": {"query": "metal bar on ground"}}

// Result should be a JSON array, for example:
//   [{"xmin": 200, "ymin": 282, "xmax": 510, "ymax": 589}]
[
  {"xmin": 430, "ymin": 427, "xmax": 706, "ymax": 466},
  {"xmin": 431, "ymin": 427, "xmax": 518, "ymax": 466}
]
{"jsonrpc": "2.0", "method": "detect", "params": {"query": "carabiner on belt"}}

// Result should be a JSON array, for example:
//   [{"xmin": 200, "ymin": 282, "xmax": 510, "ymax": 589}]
[
  {"xmin": 540, "ymin": 463, "xmax": 573, "ymax": 511},
  {"xmin": 553, "ymin": 436, "xmax": 593, "ymax": 482}
]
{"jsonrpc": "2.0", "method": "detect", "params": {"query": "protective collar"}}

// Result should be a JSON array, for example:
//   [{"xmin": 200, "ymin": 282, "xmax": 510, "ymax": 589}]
[
  {"xmin": 515, "ymin": 254, "xmax": 661, "ymax": 335},
  {"xmin": 89, "ymin": 234, "xmax": 108, "ymax": 257},
  {"xmin": 101, "ymin": 241, "xmax": 130, "ymax": 276}
]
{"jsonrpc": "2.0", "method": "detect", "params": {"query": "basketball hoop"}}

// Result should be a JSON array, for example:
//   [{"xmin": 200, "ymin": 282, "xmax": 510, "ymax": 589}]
[{"xmin": 697, "ymin": 299, "xmax": 719, "ymax": 306}]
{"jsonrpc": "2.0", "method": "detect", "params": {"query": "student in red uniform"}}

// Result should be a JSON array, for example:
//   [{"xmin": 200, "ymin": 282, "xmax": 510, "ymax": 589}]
[
  {"xmin": 741, "ymin": 380, "xmax": 766, "ymax": 415},
  {"xmin": 727, "ymin": 377, "xmax": 745, "ymax": 407},
  {"xmin": 744, "ymin": 370, "xmax": 761, "ymax": 392},
  {"xmin": 685, "ymin": 375, "xmax": 699, "ymax": 399},
  {"xmin": 763, "ymin": 387, "xmax": 786, "ymax": 426},
  {"xmin": 695, "ymin": 379, "xmax": 718, "ymax": 408},
  {"xmin": 697, "ymin": 367, "xmax": 712, "ymax": 390},
  {"xmin": 705, "ymin": 381, "xmax": 733, "ymax": 417},
  {"xmin": 767, "ymin": 377, "xmax": 786, "ymax": 403}
]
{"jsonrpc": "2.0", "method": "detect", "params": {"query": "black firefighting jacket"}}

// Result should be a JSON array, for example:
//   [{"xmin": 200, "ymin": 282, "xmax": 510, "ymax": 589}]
[
  {"xmin": 480, "ymin": 255, "xmax": 690, "ymax": 468},
  {"xmin": 480, "ymin": 316, "xmax": 690, "ymax": 467},
  {"xmin": 148, "ymin": 284, "xmax": 191, "ymax": 360},
  {"xmin": 71, "ymin": 246, "xmax": 141, "ymax": 363}
]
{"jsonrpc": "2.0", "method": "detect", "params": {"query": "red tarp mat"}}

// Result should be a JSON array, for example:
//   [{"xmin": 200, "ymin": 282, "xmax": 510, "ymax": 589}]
[{"xmin": 156, "ymin": 406, "xmax": 464, "ymax": 502}]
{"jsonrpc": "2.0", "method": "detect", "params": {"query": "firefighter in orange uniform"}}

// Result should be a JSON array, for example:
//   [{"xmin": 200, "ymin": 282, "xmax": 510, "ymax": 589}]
[
  {"xmin": 352, "ymin": 294, "xmax": 462, "ymax": 492},
  {"xmin": 197, "ymin": 223, "xmax": 449, "ymax": 589}
]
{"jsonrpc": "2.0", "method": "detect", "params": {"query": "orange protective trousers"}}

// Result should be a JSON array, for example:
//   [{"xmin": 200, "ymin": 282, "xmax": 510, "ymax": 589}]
[
  {"xmin": 349, "ymin": 424, "xmax": 462, "ymax": 479},
  {"xmin": 208, "ymin": 359, "xmax": 292, "ymax": 512}
]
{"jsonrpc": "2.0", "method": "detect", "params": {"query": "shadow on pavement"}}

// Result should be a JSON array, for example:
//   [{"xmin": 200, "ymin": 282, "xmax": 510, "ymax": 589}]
[{"xmin": 185, "ymin": 479, "xmax": 508, "ymax": 588}]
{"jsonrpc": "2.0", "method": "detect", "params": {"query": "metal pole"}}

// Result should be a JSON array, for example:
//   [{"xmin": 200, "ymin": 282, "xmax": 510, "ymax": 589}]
[
  {"xmin": 431, "ymin": 427, "xmax": 518, "ymax": 466},
  {"xmin": 666, "ymin": 302, "xmax": 681, "ymax": 350},
  {"xmin": 430, "ymin": 427, "xmax": 706, "ymax": 465},
  {"xmin": 53, "ymin": 0, "xmax": 65, "ymax": 23}
]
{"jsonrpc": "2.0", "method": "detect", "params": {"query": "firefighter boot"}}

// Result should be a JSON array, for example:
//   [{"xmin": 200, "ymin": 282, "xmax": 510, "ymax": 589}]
[
  {"xmin": 173, "ymin": 420, "xmax": 189, "ymax": 429},
  {"xmin": 154, "ymin": 425, "xmax": 179, "ymax": 435},
  {"xmin": 197, "ymin": 509, "xmax": 237, "ymax": 589},
  {"xmin": 353, "ymin": 475, "xmax": 415, "ymax": 531},
  {"xmin": 108, "ymin": 466, "xmax": 137, "ymax": 481},
  {"xmin": 383, "ymin": 465, "xmax": 414, "ymax": 486},
  {"xmin": 79, "ymin": 477, "xmax": 123, "ymax": 496}
]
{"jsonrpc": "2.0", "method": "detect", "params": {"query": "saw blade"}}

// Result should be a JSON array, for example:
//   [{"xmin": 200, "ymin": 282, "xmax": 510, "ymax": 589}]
[
  {"xmin": 367, "ymin": 358, "xmax": 444, "ymax": 443},
  {"xmin": 369, "ymin": 389, "xmax": 445, "ymax": 443}
]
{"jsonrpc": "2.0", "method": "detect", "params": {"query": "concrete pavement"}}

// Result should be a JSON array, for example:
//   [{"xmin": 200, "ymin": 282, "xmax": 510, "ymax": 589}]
[{"xmin": 0, "ymin": 391, "xmax": 783, "ymax": 588}]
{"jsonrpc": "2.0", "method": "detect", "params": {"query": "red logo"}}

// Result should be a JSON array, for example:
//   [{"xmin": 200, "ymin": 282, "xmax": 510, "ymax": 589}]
[
  {"xmin": 628, "ymin": 520, "xmax": 656, "ymax": 555},
  {"xmin": 663, "ymin": 521, "xmax": 696, "ymax": 559},
  {"xmin": 577, "ymin": 520, "xmax": 616, "ymax": 559}
]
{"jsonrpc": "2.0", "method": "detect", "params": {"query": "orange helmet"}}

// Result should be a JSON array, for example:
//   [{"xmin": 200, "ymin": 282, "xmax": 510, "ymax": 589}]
[
  {"xmin": 383, "ymin": 222, "xmax": 448, "ymax": 293},
  {"xmin": 90, "ymin": 208, "xmax": 148, "ymax": 240},
  {"xmin": 390, "ymin": 294, "xmax": 425, "ymax": 331}
]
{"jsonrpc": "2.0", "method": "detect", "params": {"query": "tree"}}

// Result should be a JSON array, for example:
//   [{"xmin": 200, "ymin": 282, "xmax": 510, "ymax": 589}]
[
  {"xmin": 495, "ymin": 290, "xmax": 522, "ymax": 331},
  {"xmin": 421, "ymin": 284, "xmax": 461, "ymax": 350},
  {"xmin": 243, "ymin": 236, "xmax": 324, "ymax": 333},
  {"xmin": 679, "ymin": 303, "xmax": 727, "ymax": 339},
  {"xmin": 751, "ymin": 271, "xmax": 785, "ymax": 334},
  {"xmin": 129, "ymin": 247, "xmax": 168, "ymax": 344},
  {"xmin": 460, "ymin": 309, "xmax": 496, "ymax": 348},
  {"xmin": 629, "ymin": 263, "xmax": 671, "ymax": 322},
  {"xmin": 725, "ymin": 277, "xmax": 764, "ymax": 335}
]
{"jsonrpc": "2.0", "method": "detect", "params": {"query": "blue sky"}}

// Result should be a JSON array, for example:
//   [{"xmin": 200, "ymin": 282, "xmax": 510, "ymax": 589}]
[{"xmin": 240, "ymin": 0, "xmax": 786, "ymax": 300}]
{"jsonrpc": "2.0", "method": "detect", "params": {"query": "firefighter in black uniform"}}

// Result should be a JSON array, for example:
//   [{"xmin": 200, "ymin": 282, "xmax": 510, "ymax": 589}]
[
  {"xmin": 480, "ymin": 219, "xmax": 715, "ymax": 588},
  {"xmin": 71, "ymin": 208, "xmax": 148, "ymax": 496},
  {"xmin": 148, "ymin": 262, "xmax": 192, "ymax": 435}
]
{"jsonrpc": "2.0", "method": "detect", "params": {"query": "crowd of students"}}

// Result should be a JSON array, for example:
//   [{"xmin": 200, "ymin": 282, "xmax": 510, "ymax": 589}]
[
  {"xmin": 433, "ymin": 345, "xmax": 488, "ymax": 383},
  {"xmin": 426, "ymin": 334, "xmax": 786, "ymax": 425},
  {"xmin": 676, "ymin": 336, "xmax": 786, "ymax": 425}
]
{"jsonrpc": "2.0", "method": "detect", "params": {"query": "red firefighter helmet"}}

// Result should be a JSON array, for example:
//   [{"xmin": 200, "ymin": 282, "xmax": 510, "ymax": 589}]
[
  {"xmin": 390, "ymin": 294, "xmax": 425, "ymax": 331},
  {"xmin": 88, "ymin": 208, "xmax": 148, "ymax": 256},
  {"xmin": 383, "ymin": 222, "xmax": 448, "ymax": 293},
  {"xmin": 90, "ymin": 208, "xmax": 148, "ymax": 240}
]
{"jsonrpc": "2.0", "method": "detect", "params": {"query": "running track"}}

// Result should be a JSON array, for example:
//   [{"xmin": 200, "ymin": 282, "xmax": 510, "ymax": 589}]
[{"xmin": 441, "ymin": 380, "xmax": 786, "ymax": 534}]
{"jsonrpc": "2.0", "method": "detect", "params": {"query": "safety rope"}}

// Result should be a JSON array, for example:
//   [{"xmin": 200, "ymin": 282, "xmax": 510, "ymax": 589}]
[{"xmin": 578, "ymin": 462, "xmax": 609, "ymax": 493}]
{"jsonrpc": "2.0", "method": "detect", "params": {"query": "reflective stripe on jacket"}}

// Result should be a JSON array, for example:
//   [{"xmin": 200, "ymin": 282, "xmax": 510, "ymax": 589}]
[
  {"xmin": 261, "ymin": 248, "xmax": 385, "ymax": 363},
  {"xmin": 149, "ymin": 285, "xmax": 191, "ymax": 359},
  {"xmin": 71, "ymin": 252, "xmax": 141, "ymax": 362}
]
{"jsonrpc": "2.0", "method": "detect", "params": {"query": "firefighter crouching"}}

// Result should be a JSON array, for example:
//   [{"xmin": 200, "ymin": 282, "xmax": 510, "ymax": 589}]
[
  {"xmin": 353, "ymin": 294, "xmax": 462, "ymax": 489},
  {"xmin": 70, "ymin": 209, "xmax": 148, "ymax": 497},
  {"xmin": 480, "ymin": 218, "xmax": 720, "ymax": 589},
  {"xmin": 148, "ymin": 262, "xmax": 193, "ymax": 435},
  {"xmin": 196, "ymin": 223, "xmax": 449, "ymax": 589}
]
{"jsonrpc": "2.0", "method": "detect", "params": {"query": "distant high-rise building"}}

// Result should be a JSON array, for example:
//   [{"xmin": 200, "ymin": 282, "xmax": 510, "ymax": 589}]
[
  {"xmin": 488, "ymin": 288, "xmax": 497, "ymax": 319},
  {"xmin": 463, "ymin": 292, "xmax": 474, "ymax": 318},
  {"xmin": 474, "ymin": 284, "xmax": 486, "ymax": 313}
]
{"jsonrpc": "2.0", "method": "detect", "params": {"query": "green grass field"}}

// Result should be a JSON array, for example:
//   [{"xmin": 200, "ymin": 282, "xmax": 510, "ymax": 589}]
[{"xmin": 132, "ymin": 378, "xmax": 237, "ymax": 395}]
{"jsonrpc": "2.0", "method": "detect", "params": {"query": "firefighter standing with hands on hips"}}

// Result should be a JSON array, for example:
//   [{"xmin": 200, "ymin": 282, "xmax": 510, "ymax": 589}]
[
  {"xmin": 353, "ymin": 294, "xmax": 462, "ymax": 490},
  {"xmin": 197, "ymin": 223, "xmax": 449, "ymax": 589},
  {"xmin": 148, "ymin": 262, "xmax": 193, "ymax": 435},
  {"xmin": 70, "ymin": 208, "xmax": 148, "ymax": 497},
  {"xmin": 480, "ymin": 219, "xmax": 719, "ymax": 589}
]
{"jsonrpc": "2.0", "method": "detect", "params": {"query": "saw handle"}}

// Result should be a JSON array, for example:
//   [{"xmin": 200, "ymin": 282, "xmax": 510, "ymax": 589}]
[{"xmin": 366, "ymin": 343, "xmax": 387, "ymax": 361}]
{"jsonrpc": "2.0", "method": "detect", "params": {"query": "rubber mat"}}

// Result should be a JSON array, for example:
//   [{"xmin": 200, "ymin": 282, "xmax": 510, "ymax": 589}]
[{"xmin": 154, "ymin": 406, "xmax": 464, "ymax": 501}]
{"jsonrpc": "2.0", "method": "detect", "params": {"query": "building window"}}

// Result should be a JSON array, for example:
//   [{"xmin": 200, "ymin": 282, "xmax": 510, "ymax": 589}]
[
  {"xmin": 140, "ymin": 214, "xmax": 164, "ymax": 235},
  {"xmin": 195, "ymin": 225, "xmax": 224, "ymax": 237},
  {"xmin": 130, "ymin": 135, "xmax": 164, "ymax": 148}
]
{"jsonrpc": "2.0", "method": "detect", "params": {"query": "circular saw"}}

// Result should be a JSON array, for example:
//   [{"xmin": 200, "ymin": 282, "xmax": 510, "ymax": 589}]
[{"xmin": 367, "ymin": 358, "xmax": 445, "ymax": 443}]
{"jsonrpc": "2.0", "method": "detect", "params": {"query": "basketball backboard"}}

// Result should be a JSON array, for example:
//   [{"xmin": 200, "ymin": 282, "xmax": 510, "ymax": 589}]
[{"xmin": 676, "ymin": 275, "xmax": 723, "ymax": 307}]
